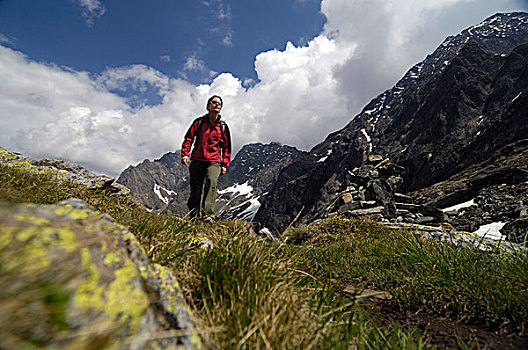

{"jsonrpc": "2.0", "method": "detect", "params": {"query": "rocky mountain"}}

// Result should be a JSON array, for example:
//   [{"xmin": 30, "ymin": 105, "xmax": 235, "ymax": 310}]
[
  {"xmin": 116, "ymin": 143, "xmax": 306, "ymax": 219},
  {"xmin": 216, "ymin": 142, "xmax": 307, "ymax": 220},
  {"xmin": 255, "ymin": 12, "xmax": 528, "ymax": 233},
  {"xmin": 117, "ymin": 151, "xmax": 189, "ymax": 214}
]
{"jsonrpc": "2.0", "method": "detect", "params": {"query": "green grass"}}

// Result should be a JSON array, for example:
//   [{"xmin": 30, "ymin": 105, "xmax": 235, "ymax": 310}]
[
  {"xmin": 2, "ymin": 163, "xmax": 527, "ymax": 348},
  {"xmin": 287, "ymin": 216, "xmax": 528, "ymax": 334}
]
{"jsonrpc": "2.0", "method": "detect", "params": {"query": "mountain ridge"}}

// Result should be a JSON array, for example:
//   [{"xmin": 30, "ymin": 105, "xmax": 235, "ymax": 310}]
[
  {"xmin": 116, "ymin": 142, "xmax": 306, "ymax": 219},
  {"xmin": 254, "ymin": 12, "xmax": 528, "ymax": 232}
]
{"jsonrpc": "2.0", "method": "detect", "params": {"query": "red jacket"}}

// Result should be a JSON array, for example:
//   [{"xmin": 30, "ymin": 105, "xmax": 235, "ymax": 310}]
[{"xmin": 181, "ymin": 114, "xmax": 231, "ymax": 168}]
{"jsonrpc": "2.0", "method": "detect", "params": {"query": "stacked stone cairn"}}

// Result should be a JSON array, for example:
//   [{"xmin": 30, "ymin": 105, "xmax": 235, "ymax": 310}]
[{"xmin": 329, "ymin": 155, "xmax": 443, "ymax": 224}]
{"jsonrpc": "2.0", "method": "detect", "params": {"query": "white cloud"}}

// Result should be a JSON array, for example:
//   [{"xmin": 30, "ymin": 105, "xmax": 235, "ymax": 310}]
[
  {"xmin": 221, "ymin": 28, "xmax": 234, "ymax": 47},
  {"xmin": 201, "ymin": 0, "xmax": 232, "ymax": 21},
  {"xmin": 0, "ymin": 33, "xmax": 11, "ymax": 44},
  {"xmin": 0, "ymin": 0, "xmax": 523, "ymax": 177},
  {"xmin": 321, "ymin": 0, "xmax": 520, "ymax": 110},
  {"xmin": 0, "ymin": 46, "xmax": 197, "ymax": 175},
  {"xmin": 180, "ymin": 54, "xmax": 218, "ymax": 82},
  {"xmin": 74, "ymin": 0, "xmax": 106, "ymax": 27},
  {"xmin": 201, "ymin": 0, "xmax": 235, "ymax": 47},
  {"xmin": 217, "ymin": 3, "xmax": 233, "ymax": 21},
  {"xmin": 183, "ymin": 56, "xmax": 207, "ymax": 72},
  {"xmin": 160, "ymin": 55, "xmax": 172, "ymax": 62}
]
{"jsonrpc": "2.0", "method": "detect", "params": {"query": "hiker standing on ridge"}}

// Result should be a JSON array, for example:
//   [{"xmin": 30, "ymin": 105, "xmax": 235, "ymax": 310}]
[{"xmin": 181, "ymin": 95, "xmax": 231, "ymax": 221}]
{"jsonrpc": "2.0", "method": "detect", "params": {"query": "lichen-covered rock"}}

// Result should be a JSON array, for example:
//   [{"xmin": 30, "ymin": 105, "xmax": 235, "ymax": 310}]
[
  {"xmin": 385, "ymin": 222, "xmax": 526, "ymax": 254},
  {"xmin": 0, "ymin": 147, "xmax": 129, "ymax": 194},
  {"xmin": 0, "ymin": 199, "xmax": 201, "ymax": 349}
]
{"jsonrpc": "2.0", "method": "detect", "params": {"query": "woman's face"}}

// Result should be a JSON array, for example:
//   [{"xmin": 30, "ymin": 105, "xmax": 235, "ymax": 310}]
[{"xmin": 208, "ymin": 97, "xmax": 222, "ymax": 114}]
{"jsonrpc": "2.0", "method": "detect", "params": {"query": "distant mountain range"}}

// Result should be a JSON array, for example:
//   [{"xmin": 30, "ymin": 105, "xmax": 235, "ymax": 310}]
[
  {"xmin": 118, "ymin": 12, "xmax": 528, "ymax": 241},
  {"xmin": 116, "ymin": 143, "xmax": 306, "ymax": 219}
]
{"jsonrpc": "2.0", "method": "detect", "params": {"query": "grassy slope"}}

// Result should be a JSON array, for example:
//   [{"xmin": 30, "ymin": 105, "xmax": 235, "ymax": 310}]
[{"xmin": 1, "ymin": 163, "xmax": 527, "ymax": 349}]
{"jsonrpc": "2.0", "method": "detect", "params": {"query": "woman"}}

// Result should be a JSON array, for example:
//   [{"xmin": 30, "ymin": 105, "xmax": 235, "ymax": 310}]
[{"xmin": 181, "ymin": 95, "xmax": 231, "ymax": 220}]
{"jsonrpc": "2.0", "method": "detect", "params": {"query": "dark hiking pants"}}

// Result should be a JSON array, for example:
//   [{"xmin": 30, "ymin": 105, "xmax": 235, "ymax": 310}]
[{"xmin": 188, "ymin": 160, "xmax": 221, "ymax": 219}]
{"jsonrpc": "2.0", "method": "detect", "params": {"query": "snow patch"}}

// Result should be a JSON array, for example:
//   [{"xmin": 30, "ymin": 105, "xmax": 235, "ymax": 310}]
[
  {"xmin": 361, "ymin": 128, "xmax": 371, "ymax": 142},
  {"xmin": 441, "ymin": 199, "xmax": 475, "ymax": 212},
  {"xmin": 472, "ymin": 222, "xmax": 506, "ymax": 240},
  {"xmin": 318, "ymin": 149, "xmax": 333, "ymax": 163},
  {"xmin": 153, "ymin": 183, "xmax": 176, "ymax": 205},
  {"xmin": 239, "ymin": 197, "xmax": 261, "ymax": 221},
  {"xmin": 361, "ymin": 128, "xmax": 373, "ymax": 153},
  {"xmin": 218, "ymin": 181, "xmax": 253, "ymax": 196}
]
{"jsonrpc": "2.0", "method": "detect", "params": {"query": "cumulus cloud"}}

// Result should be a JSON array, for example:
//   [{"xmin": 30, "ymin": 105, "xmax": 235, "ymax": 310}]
[
  {"xmin": 0, "ymin": 0, "xmax": 522, "ymax": 176},
  {"xmin": 321, "ymin": 0, "xmax": 472, "ymax": 108},
  {"xmin": 74, "ymin": 0, "xmax": 106, "ymax": 27},
  {"xmin": 201, "ymin": 0, "xmax": 235, "ymax": 47},
  {"xmin": 180, "ymin": 54, "xmax": 218, "ymax": 81},
  {"xmin": 0, "ymin": 33, "xmax": 11, "ymax": 44},
  {"xmin": 96, "ymin": 65, "xmax": 171, "ymax": 107},
  {"xmin": 0, "ymin": 45, "xmax": 208, "ymax": 176}
]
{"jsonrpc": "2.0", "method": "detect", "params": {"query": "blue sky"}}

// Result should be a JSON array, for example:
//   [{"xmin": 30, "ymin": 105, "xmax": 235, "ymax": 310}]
[
  {"xmin": 1, "ymin": 0, "xmax": 325, "ymax": 88},
  {"xmin": 1, "ymin": 0, "xmax": 527, "ymax": 176}
]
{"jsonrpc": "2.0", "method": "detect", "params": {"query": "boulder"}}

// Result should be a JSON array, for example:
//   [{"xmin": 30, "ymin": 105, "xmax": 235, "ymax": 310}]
[
  {"xmin": 0, "ymin": 147, "xmax": 129, "ymax": 194},
  {"xmin": 0, "ymin": 199, "xmax": 201, "ymax": 349}
]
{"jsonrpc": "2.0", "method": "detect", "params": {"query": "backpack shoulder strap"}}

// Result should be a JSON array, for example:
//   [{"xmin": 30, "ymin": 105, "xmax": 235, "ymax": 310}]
[
  {"xmin": 220, "ymin": 121, "xmax": 231, "ymax": 156},
  {"xmin": 193, "ymin": 116, "xmax": 206, "ymax": 143},
  {"xmin": 220, "ymin": 120, "xmax": 226, "ymax": 141}
]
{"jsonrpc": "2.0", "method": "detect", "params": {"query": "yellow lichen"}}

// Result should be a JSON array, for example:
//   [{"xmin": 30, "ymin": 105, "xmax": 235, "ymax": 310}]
[
  {"xmin": 0, "ymin": 226, "xmax": 14, "ymax": 250},
  {"xmin": 74, "ymin": 247, "xmax": 104, "ymax": 311},
  {"xmin": 104, "ymin": 251, "xmax": 122, "ymax": 266},
  {"xmin": 13, "ymin": 212, "xmax": 50, "ymax": 226},
  {"xmin": 41, "ymin": 226, "xmax": 78, "ymax": 253},
  {"xmin": 9, "ymin": 228, "xmax": 52, "ymax": 271},
  {"xmin": 105, "ymin": 260, "xmax": 149, "ymax": 331},
  {"xmin": 54, "ymin": 206, "xmax": 95, "ymax": 220}
]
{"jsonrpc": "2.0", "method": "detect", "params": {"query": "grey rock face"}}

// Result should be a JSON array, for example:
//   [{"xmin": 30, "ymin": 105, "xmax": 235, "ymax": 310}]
[
  {"xmin": 0, "ymin": 147, "xmax": 129, "ymax": 194},
  {"xmin": 326, "ymin": 156, "xmax": 443, "ymax": 224},
  {"xmin": 117, "ymin": 151, "xmax": 189, "ymax": 215},
  {"xmin": 254, "ymin": 12, "xmax": 528, "ymax": 233},
  {"xmin": 501, "ymin": 219, "xmax": 528, "ymax": 243},
  {"xmin": 216, "ymin": 142, "xmax": 306, "ymax": 220}
]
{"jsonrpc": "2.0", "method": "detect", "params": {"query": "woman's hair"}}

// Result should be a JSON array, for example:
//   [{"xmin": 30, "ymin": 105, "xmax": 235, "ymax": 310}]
[{"xmin": 207, "ymin": 95, "xmax": 223, "ymax": 109}]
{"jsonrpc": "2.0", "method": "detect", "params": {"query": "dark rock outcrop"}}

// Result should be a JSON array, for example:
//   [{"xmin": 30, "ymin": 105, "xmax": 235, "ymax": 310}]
[
  {"xmin": 216, "ymin": 142, "xmax": 307, "ymax": 220},
  {"xmin": 326, "ymin": 155, "xmax": 443, "ymax": 225},
  {"xmin": 255, "ymin": 12, "xmax": 528, "ymax": 233},
  {"xmin": 411, "ymin": 139, "xmax": 528, "ymax": 241}
]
